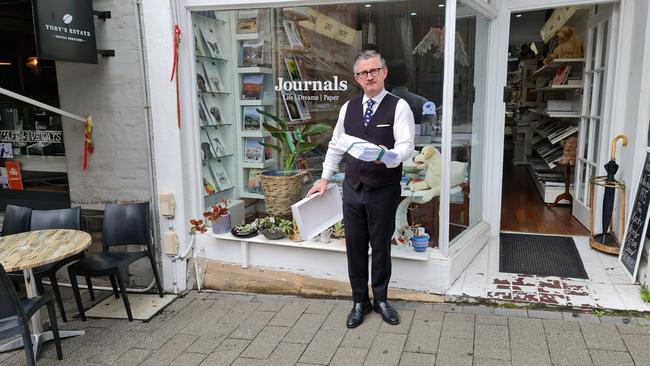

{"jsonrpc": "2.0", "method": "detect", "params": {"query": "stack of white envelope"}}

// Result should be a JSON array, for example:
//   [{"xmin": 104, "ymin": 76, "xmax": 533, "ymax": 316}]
[{"xmin": 335, "ymin": 133, "xmax": 400, "ymax": 165}]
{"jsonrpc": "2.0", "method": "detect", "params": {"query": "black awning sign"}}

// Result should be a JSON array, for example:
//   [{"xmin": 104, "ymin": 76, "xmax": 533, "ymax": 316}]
[{"xmin": 31, "ymin": 0, "xmax": 98, "ymax": 64}]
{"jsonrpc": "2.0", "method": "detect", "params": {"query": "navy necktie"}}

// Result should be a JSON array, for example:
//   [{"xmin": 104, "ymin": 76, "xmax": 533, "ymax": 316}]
[{"xmin": 363, "ymin": 99, "xmax": 376, "ymax": 127}]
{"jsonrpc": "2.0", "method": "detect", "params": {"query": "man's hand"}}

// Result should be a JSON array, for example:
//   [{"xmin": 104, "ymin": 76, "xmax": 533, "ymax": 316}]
[
  {"xmin": 374, "ymin": 144, "xmax": 387, "ymax": 165},
  {"xmin": 307, "ymin": 178, "xmax": 329, "ymax": 197}
]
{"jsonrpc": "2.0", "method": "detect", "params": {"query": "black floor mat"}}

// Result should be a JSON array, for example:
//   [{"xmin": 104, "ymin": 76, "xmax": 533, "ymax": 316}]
[{"xmin": 499, "ymin": 233, "xmax": 588, "ymax": 279}]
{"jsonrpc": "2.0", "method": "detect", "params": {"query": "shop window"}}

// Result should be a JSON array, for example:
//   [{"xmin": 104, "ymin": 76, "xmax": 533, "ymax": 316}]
[{"xmin": 190, "ymin": 1, "xmax": 481, "ymax": 248}]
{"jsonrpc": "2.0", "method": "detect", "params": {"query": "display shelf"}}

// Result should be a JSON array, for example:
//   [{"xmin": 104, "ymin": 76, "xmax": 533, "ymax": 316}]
[
  {"xmin": 201, "ymin": 123, "xmax": 233, "ymax": 128},
  {"xmin": 197, "ymin": 55, "xmax": 230, "ymax": 62},
  {"xmin": 533, "ymin": 122, "xmax": 579, "ymax": 144},
  {"xmin": 242, "ymin": 160, "xmax": 275, "ymax": 169},
  {"xmin": 240, "ymin": 99, "xmax": 274, "ymax": 106},
  {"xmin": 237, "ymin": 67, "xmax": 274, "ymax": 74},
  {"xmin": 241, "ymin": 130, "xmax": 270, "ymax": 138},
  {"xmin": 240, "ymin": 191, "xmax": 265, "ymax": 199},
  {"xmin": 235, "ymin": 32, "xmax": 271, "ymax": 41},
  {"xmin": 534, "ymin": 85, "xmax": 583, "ymax": 92},
  {"xmin": 527, "ymin": 165, "xmax": 573, "ymax": 204},
  {"xmin": 194, "ymin": 12, "xmax": 228, "ymax": 24},
  {"xmin": 530, "ymin": 109, "xmax": 581, "ymax": 118},
  {"xmin": 532, "ymin": 141, "xmax": 561, "ymax": 169},
  {"xmin": 534, "ymin": 58, "xmax": 585, "ymax": 76},
  {"xmin": 202, "ymin": 154, "xmax": 235, "ymax": 162},
  {"xmin": 199, "ymin": 91, "xmax": 231, "ymax": 96}
]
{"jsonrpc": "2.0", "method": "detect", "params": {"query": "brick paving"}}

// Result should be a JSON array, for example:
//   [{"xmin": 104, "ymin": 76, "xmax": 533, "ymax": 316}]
[{"xmin": 1, "ymin": 290, "xmax": 650, "ymax": 365}]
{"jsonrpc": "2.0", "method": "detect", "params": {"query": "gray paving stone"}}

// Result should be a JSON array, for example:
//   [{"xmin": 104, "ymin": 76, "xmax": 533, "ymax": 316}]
[
  {"xmin": 87, "ymin": 329, "xmax": 147, "ymax": 363},
  {"xmin": 321, "ymin": 304, "xmax": 350, "ymax": 330},
  {"xmin": 472, "ymin": 358, "xmax": 513, "ymax": 366},
  {"xmin": 432, "ymin": 303, "xmax": 463, "ymax": 313},
  {"xmin": 379, "ymin": 309, "xmax": 414, "ymax": 334},
  {"xmin": 527, "ymin": 309, "xmax": 563, "ymax": 320},
  {"xmin": 589, "ymin": 349, "xmax": 634, "ymax": 366},
  {"xmin": 230, "ymin": 358, "xmax": 263, "ymax": 366},
  {"xmin": 256, "ymin": 302, "xmax": 283, "ymax": 312},
  {"xmin": 299, "ymin": 328, "xmax": 346, "ymax": 365},
  {"xmin": 494, "ymin": 308, "xmax": 527, "ymax": 318},
  {"xmin": 185, "ymin": 292, "xmax": 211, "ymax": 300},
  {"xmin": 474, "ymin": 324, "xmax": 510, "ymax": 360},
  {"xmin": 268, "ymin": 302, "xmax": 309, "ymax": 327},
  {"xmin": 562, "ymin": 312, "xmax": 601, "ymax": 323},
  {"xmin": 172, "ymin": 352, "xmax": 208, "ymax": 365},
  {"xmin": 264, "ymin": 342, "xmax": 307, "ymax": 366},
  {"xmin": 404, "ymin": 310, "xmax": 443, "ymax": 354},
  {"xmin": 579, "ymin": 323, "xmax": 626, "ymax": 351},
  {"xmin": 617, "ymin": 324, "xmax": 650, "ymax": 335},
  {"xmin": 220, "ymin": 301, "xmax": 262, "ymax": 325},
  {"xmin": 240, "ymin": 326, "xmax": 289, "ymax": 359},
  {"xmin": 543, "ymin": 319, "xmax": 592, "ymax": 366},
  {"xmin": 140, "ymin": 333, "xmax": 200, "ymax": 366},
  {"xmin": 251, "ymin": 293, "xmax": 298, "ymax": 304},
  {"xmin": 508, "ymin": 317, "xmax": 551, "ymax": 366},
  {"xmin": 199, "ymin": 339, "xmax": 250, "ymax": 366},
  {"xmin": 305, "ymin": 301, "xmax": 335, "ymax": 315},
  {"xmin": 435, "ymin": 336, "xmax": 473, "ymax": 366},
  {"xmin": 329, "ymin": 347, "xmax": 369, "ymax": 366},
  {"xmin": 205, "ymin": 292, "xmax": 255, "ymax": 302},
  {"xmin": 476, "ymin": 315, "xmax": 508, "ymax": 326},
  {"xmin": 363, "ymin": 333, "xmax": 407, "ymax": 366},
  {"xmin": 461, "ymin": 305, "xmax": 494, "ymax": 315},
  {"xmin": 230, "ymin": 311, "xmax": 276, "ymax": 340},
  {"xmin": 399, "ymin": 352, "xmax": 436, "ymax": 365},
  {"xmin": 621, "ymin": 334, "xmax": 650, "ymax": 366},
  {"xmin": 442, "ymin": 313, "xmax": 475, "ymax": 339},
  {"xmin": 341, "ymin": 313, "xmax": 381, "ymax": 348},
  {"xmin": 187, "ymin": 330, "xmax": 238, "ymax": 355},
  {"xmin": 283, "ymin": 313, "xmax": 327, "ymax": 344},
  {"xmin": 599, "ymin": 315, "xmax": 633, "ymax": 325},
  {"xmin": 401, "ymin": 302, "xmax": 434, "ymax": 311}
]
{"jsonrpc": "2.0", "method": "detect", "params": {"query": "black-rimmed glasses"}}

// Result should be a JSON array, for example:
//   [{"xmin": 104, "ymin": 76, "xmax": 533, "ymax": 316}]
[{"xmin": 355, "ymin": 67, "xmax": 382, "ymax": 79}]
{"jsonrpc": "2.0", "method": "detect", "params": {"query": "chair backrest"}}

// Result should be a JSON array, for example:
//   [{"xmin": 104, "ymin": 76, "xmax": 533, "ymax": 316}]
[
  {"xmin": 103, "ymin": 202, "xmax": 151, "ymax": 251},
  {"xmin": 30, "ymin": 207, "xmax": 81, "ymax": 231},
  {"xmin": 1, "ymin": 205, "xmax": 32, "ymax": 236},
  {"xmin": 0, "ymin": 264, "xmax": 23, "ymax": 320}
]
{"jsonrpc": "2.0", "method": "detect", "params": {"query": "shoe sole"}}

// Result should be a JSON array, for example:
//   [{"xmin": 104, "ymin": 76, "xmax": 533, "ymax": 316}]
[{"xmin": 346, "ymin": 306, "xmax": 373, "ymax": 329}]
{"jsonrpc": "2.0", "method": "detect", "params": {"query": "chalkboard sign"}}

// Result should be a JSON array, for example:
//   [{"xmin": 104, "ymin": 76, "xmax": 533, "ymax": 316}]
[{"xmin": 620, "ymin": 152, "xmax": 650, "ymax": 280}]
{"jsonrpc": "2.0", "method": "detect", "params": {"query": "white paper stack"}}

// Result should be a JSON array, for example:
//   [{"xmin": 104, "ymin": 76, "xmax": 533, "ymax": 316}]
[{"xmin": 335, "ymin": 134, "xmax": 400, "ymax": 165}]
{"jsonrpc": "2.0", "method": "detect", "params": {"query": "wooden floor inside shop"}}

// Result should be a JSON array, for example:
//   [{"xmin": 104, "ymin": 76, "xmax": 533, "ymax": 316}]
[{"xmin": 500, "ymin": 147, "xmax": 589, "ymax": 236}]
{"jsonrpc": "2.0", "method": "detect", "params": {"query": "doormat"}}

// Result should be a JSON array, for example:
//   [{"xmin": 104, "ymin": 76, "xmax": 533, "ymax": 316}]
[
  {"xmin": 85, "ymin": 293, "xmax": 177, "ymax": 321},
  {"xmin": 499, "ymin": 233, "xmax": 588, "ymax": 279}
]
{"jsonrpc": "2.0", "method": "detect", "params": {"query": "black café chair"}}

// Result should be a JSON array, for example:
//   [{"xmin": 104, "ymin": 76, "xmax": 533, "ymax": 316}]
[
  {"xmin": 68, "ymin": 202, "xmax": 163, "ymax": 322},
  {"xmin": 1, "ymin": 204, "xmax": 32, "ymax": 237},
  {"xmin": 0, "ymin": 263, "xmax": 63, "ymax": 366},
  {"xmin": 19, "ymin": 207, "xmax": 94, "ymax": 323}
]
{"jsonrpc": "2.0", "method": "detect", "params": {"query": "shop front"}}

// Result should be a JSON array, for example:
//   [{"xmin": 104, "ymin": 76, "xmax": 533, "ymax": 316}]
[{"xmin": 142, "ymin": 0, "xmax": 650, "ymax": 303}]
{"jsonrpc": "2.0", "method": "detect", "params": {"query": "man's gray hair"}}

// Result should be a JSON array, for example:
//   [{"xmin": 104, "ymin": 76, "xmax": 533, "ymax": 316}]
[{"xmin": 353, "ymin": 50, "xmax": 386, "ymax": 73}]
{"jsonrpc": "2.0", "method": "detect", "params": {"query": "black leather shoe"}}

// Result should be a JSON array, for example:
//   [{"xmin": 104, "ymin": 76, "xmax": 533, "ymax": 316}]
[
  {"xmin": 373, "ymin": 301, "xmax": 399, "ymax": 325},
  {"xmin": 346, "ymin": 300, "xmax": 372, "ymax": 328}
]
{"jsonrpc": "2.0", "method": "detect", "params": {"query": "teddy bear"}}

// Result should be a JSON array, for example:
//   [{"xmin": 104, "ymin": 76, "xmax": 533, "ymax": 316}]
[
  {"xmin": 558, "ymin": 136, "xmax": 577, "ymax": 166},
  {"xmin": 407, "ymin": 145, "xmax": 466, "ymax": 196},
  {"xmin": 543, "ymin": 26, "xmax": 583, "ymax": 65}
]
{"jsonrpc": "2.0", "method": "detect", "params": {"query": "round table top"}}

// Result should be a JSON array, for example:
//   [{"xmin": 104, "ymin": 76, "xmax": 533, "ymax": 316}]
[{"xmin": 0, "ymin": 229, "xmax": 92, "ymax": 272}]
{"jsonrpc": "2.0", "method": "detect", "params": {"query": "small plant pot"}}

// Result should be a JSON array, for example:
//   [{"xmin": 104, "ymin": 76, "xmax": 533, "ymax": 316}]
[
  {"xmin": 261, "ymin": 228, "xmax": 286, "ymax": 240},
  {"xmin": 320, "ymin": 229, "xmax": 332, "ymax": 243},
  {"xmin": 211, "ymin": 214, "xmax": 231, "ymax": 234},
  {"xmin": 410, "ymin": 235, "xmax": 429, "ymax": 252}
]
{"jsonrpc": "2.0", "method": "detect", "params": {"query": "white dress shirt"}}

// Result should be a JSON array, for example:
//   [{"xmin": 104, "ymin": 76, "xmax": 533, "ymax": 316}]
[{"xmin": 321, "ymin": 89, "xmax": 415, "ymax": 180}]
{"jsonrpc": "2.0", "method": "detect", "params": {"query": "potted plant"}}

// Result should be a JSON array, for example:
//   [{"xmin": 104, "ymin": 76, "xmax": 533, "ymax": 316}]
[
  {"xmin": 203, "ymin": 199, "xmax": 231, "ymax": 234},
  {"xmin": 256, "ymin": 109, "xmax": 331, "ymax": 216},
  {"xmin": 255, "ymin": 215, "xmax": 293, "ymax": 240},
  {"xmin": 332, "ymin": 221, "xmax": 345, "ymax": 242},
  {"xmin": 231, "ymin": 222, "xmax": 258, "ymax": 238}
]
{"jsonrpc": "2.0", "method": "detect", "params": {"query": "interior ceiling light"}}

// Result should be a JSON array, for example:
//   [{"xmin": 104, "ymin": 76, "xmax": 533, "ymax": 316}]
[
  {"xmin": 516, "ymin": 14, "xmax": 523, "ymax": 18},
  {"xmin": 25, "ymin": 57, "xmax": 38, "ymax": 69},
  {"xmin": 438, "ymin": 4, "xmax": 445, "ymax": 7},
  {"xmin": 0, "ymin": 62, "xmax": 12, "ymax": 66},
  {"xmin": 411, "ymin": 12, "xmax": 417, "ymax": 16},
  {"xmin": 365, "ymin": 4, "xmax": 371, "ymax": 7}
]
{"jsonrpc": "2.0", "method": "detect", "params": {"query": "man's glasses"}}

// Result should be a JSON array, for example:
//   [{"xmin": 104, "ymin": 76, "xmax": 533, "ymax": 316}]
[{"xmin": 355, "ymin": 67, "xmax": 382, "ymax": 79}]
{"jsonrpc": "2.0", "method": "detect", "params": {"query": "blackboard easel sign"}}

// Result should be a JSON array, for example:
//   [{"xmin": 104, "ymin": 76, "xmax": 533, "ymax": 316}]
[{"xmin": 619, "ymin": 152, "xmax": 650, "ymax": 281}]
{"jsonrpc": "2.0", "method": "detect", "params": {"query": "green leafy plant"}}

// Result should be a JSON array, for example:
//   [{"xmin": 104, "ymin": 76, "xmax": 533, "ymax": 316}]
[
  {"xmin": 332, "ymin": 221, "xmax": 345, "ymax": 238},
  {"xmin": 592, "ymin": 308, "xmax": 608, "ymax": 317},
  {"xmin": 255, "ymin": 215, "xmax": 294, "ymax": 235},
  {"xmin": 640, "ymin": 285, "xmax": 650, "ymax": 304},
  {"xmin": 257, "ymin": 109, "xmax": 331, "ymax": 175}
]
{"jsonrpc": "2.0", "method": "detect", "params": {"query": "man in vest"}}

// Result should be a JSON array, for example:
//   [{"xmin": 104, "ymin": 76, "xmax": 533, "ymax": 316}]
[{"xmin": 307, "ymin": 50, "xmax": 415, "ymax": 328}]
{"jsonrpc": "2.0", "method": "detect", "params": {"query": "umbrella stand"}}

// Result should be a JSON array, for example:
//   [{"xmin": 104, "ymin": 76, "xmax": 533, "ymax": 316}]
[{"xmin": 589, "ymin": 176, "xmax": 625, "ymax": 254}]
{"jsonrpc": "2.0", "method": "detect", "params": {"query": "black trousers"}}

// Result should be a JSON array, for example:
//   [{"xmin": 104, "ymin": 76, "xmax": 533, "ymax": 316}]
[{"xmin": 343, "ymin": 181, "xmax": 401, "ymax": 302}]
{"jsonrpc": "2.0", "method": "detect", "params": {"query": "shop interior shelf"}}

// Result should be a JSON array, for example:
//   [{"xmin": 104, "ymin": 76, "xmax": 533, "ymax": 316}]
[
  {"xmin": 240, "ymin": 99, "xmax": 274, "ymax": 106},
  {"xmin": 242, "ymin": 159, "xmax": 275, "ymax": 169},
  {"xmin": 196, "ymin": 55, "xmax": 229, "ymax": 62},
  {"xmin": 235, "ymin": 32, "xmax": 271, "ymax": 42},
  {"xmin": 534, "ymin": 58, "xmax": 585, "ymax": 76},
  {"xmin": 237, "ymin": 66, "xmax": 273, "ymax": 74},
  {"xmin": 526, "ymin": 164, "xmax": 573, "ymax": 204},
  {"xmin": 201, "ymin": 123, "xmax": 233, "ymax": 128},
  {"xmin": 534, "ymin": 84, "xmax": 583, "ymax": 92},
  {"xmin": 240, "ymin": 191, "xmax": 264, "ymax": 199}
]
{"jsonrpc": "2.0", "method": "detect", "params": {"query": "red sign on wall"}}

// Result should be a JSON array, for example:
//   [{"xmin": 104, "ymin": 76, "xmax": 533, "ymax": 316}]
[{"xmin": 5, "ymin": 161, "xmax": 23, "ymax": 190}]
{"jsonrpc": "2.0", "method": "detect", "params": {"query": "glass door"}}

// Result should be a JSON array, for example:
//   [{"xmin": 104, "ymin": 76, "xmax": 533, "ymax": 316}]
[{"xmin": 573, "ymin": 4, "xmax": 614, "ymax": 228}]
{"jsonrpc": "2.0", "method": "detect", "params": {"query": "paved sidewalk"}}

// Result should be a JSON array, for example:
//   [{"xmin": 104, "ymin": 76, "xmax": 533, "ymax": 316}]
[{"xmin": 1, "ymin": 290, "xmax": 650, "ymax": 365}]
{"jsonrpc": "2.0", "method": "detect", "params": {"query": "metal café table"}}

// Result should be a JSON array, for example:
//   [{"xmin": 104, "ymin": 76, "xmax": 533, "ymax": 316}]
[{"xmin": 0, "ymin": 229, "xmax": 92, "ymax": 356}]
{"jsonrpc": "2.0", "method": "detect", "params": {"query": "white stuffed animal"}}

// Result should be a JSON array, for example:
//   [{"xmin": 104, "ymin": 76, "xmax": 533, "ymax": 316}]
[{"xmin": 407, "ymin": 145, "xmax": 466, "ymax": 196}]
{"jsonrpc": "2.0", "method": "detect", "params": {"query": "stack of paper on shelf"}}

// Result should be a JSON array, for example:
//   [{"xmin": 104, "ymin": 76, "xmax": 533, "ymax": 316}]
[{"xmin": 335, "ymin": 134, "xmax": 400, "ymax": 165}]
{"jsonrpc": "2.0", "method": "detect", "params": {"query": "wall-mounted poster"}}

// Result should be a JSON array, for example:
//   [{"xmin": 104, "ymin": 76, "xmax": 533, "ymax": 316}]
[{"xmin": 0, "ymin": 143, "xmax": 13, "ymax": 158}]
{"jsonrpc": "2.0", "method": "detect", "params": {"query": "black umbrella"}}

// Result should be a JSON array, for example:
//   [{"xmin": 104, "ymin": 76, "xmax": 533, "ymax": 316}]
[{"xmin": 600, "ymin": 135, "xmax": 628, "ymax": 245}]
